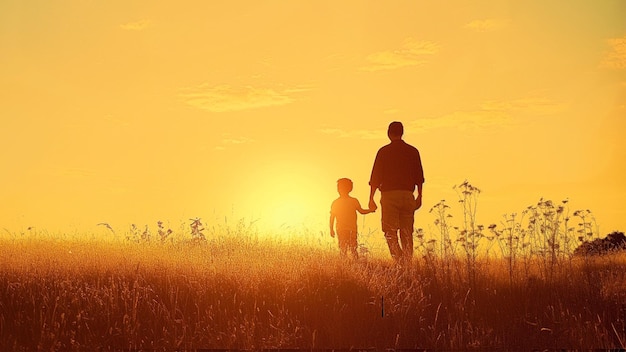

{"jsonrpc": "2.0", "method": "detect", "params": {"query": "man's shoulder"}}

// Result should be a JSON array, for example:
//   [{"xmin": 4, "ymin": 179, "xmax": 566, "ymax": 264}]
[
  {"xmin": 377, "ymin": 142, "xmax": 394, "ymax": 153},
  {"xmin": 399, "ymin": 139, "xmax": 415, "ymax": 147},
  {"xmin": 383, "ymin": 140, "xmax": 419, "ymax": 152},
  {"xmin": 376, "ymin": 141, "xmax": 420, "ymax": 160},
  {"xmin": 395, "ymin": 140, "xmax": 419, "ymax": 153},
  {"xmin": 399, "ymin": 140, "xmax": 419, "ymax": 153}
]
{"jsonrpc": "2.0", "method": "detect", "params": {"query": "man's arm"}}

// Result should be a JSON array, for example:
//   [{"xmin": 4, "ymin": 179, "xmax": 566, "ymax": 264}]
[
  {"xmin": 415, "ymin": 183, "xmax": 423, "ymax": 210},
  {"xmin": 415, "ymin": 149, "xmax": 424, "ymax": 210},
  {"xmin": 416, "ymin": 149, "xmax": 425, "ymax": 187},
  {"xmin": 415, "ymin": 148, "xmax": 425, "ymax": 184},
  {"xmin": 329, "ymin": 213, "xmax": 336, "ymax": 237},
  {"xmin": 369, "ymin": 149, "xmax": 382, "ymax": 211},
  {"xmin": 369, "ymin": 185, "xmax": 378, "ymax": 211}
]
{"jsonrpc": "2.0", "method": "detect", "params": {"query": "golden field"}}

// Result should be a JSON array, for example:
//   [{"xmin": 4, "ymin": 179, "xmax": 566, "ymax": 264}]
[{"xmin": 1, "ymin": 221, "xmax": 625, "ymax": 351}]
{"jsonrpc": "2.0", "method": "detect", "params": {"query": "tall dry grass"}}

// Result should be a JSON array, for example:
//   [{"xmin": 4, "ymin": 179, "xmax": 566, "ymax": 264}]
[
  {"xmin": 1, "ymin": 182, "xmax": 625, "ymax": 350},
  {"xmin": 1, "ymin": 227, "xmax": 625, "ymax": 350}
]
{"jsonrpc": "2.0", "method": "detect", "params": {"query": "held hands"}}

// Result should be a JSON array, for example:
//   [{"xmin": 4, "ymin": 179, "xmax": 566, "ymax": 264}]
[
  {"xmin": 368, "ymin": 199, "xmax": 378, "ymax": 212},
  {"xmin": 330, "ymin": 229, "xmax": 336, "ymax": 238}
]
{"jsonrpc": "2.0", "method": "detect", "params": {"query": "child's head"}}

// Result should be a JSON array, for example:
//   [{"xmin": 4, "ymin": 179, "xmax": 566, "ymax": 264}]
[{"xmin": 337, "ymin": 178, "xmax": 353, "ymax": 195}]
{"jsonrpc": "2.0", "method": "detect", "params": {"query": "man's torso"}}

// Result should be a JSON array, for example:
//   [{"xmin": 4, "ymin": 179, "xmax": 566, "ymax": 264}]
[{"xmin": 370, "ymin": 140, "xmax": 424, "ymax": 192}]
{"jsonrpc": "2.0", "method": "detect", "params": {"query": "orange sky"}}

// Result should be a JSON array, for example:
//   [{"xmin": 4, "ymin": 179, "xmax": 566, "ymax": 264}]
[{"xmin": 1, "ymin": 1, "xmax": 625, "ymax": 237}]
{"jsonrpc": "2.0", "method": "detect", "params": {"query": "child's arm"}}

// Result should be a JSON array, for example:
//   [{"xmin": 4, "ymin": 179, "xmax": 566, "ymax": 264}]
[
  {"xmin": 329, "ymin": 213, "xmax": 336, "ymax": 238},
  {"xmin": 357, "ymin": 207, "xmax": 374, "ymax": 214},
  {"xmin": 356, "ymin": 200, "xmax": 375, "ymax": 214}
]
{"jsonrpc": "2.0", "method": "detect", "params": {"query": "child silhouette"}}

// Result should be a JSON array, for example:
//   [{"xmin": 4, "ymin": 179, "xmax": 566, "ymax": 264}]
[{"xmin": 329, "ymin": 178, "xmax": 375, "ymax": 258}]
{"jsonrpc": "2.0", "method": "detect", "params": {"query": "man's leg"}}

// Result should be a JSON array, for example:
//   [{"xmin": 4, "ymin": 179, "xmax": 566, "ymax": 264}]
[
  {"xmin": 399, "ymin": 227, "xmax": 414, "ymax": 261},
  {"xmin": 398, "ymin": 192, "xmax": 416, "ymax": 262},
  {"xmin": 381, "ymin": 191, "xmax": 403, "ymax": 262},
  {"xmin": 384, "ymin": 230, "xmax": 403, "ymax": 261}
]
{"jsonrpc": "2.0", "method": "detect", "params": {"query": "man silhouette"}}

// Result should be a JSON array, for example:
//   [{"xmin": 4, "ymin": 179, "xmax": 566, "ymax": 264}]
[{"xmin": 369, "ymin": 121, "xmax": 424, "ymax": 263}]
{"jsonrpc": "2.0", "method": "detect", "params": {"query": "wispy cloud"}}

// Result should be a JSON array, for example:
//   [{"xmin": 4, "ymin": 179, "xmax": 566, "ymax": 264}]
[
  {"xmin": 600, "ymin": 35, "xmax": 626, "ymax": 70},
  {"xmin": 361, "ymin": 38, "xmax": 440, "ymax": 71},
  {"xmin": 383, "ymin": 109, "xmax": 400, "ymax": 115},
  {"xmin": 319, "ymin": 128, "xmax": 383, "ymax": 140},
  {"xmin": 180, "ymin": 84, "xmax": 311, "ymax": 112},
  {"xmin": 465, "ymin": 19, "xmax": 510, "ymax": 32},
  {"xmin": 222, "ymin": 135, "xmax": 254, "ymax": 145},
  {"xmin": 214, "ymin": 134, "xmax": 254, "ymax": 151},
  {"xmin": 480, "ymin": 96, "xmax": 568, "ymax": 115},
  {"xmin": 408, "ymin": 110, "xmax": 510, "ymax": 131},
  {"xmin": 120, "ymin": 19, "xmax": 151, "ymax": 31},
  {"xmin": 411, "ymin": 95, "xmax": 566, "ymax": 131},
  {"xmin": 320, "ymin": 95, "xmax": 566, "ymax": 138}
]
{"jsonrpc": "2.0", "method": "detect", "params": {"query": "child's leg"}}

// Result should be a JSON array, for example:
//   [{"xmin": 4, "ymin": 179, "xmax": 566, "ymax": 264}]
[
  {"xmin": 348, "ymin": 230, "xmax": 359, "ymax": 258},
  {"xmin": 338, "ymin": 230, "xmax": 348, "ymax": 256},
  {"xmin": 340, "ymin": 243, "xmax": 348, "ymax": 256}
]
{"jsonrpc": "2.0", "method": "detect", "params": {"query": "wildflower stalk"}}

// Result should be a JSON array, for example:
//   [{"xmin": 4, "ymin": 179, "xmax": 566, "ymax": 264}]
[
  {"xmin": 454, "ymin": 180, "xmax": 482, "ymax": 287},
  {"xmin": 190, "ymin": 218, "xmax": 207, "ymax": 242},
  {"xmin": 429, "ymin": 200, "xmax": 454, "ymax": 276},
  {"xmin": 489, "ymin": 212, "xmax": 527, "ymax": 287}
]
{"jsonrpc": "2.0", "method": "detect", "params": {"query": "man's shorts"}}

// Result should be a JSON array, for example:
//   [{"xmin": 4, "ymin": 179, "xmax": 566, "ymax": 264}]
[{"xmin": 380, "ymin": 190, "xmax": 415, "ymax": 233}]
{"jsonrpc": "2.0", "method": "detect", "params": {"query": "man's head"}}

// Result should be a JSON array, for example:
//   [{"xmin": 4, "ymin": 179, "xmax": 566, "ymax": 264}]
[
  {"xmin": 337, "ymin": 178, "xmax": 353, "ymax": 195},
  {"xmin": 387, "ymin": 121, "xmax": 403, "ymax": 140}
]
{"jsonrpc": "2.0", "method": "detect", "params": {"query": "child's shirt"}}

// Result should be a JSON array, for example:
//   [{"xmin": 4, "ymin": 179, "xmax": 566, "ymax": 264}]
[{"xmin": 330, "ymin": 196, "xmax": 362, "ymax": 232}]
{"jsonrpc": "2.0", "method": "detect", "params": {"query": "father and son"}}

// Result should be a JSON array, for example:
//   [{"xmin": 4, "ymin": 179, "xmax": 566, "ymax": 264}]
[{"xmin": 329, "ymin": 121, "xmax": 424, "ymax": 262}]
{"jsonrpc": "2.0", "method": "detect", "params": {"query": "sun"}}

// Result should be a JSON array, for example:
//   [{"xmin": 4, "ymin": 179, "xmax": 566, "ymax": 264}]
[
  {"xmin": 258, "ymin": 178, "xmax": 329, "ymax": 232},
  {"xmin": 246, "ymin": 162, "xmax": 332, "ymax": 233},
  {"xmin": 264, "ymin": 193, "xmax": 312, "ymax": 229}
]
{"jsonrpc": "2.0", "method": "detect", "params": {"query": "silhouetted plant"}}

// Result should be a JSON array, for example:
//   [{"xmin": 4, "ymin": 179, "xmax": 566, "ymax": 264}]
[
  {"xmin": 489, "ymin": 212, "xmax": 528, "ymax": 286},
  {"xmin": 127, "ymin": 224, "xmax": 140, "ymax": 242},
  {"xmin": 414, "ymin": 227, "xmax": 436, "ymax": 270},
  {"xmin": 157, "ymin": 221, "xmax": 173, "ymax": 243},
  {"xmin": 573, "ymin": 209, "xmax": 598, "ymax": 247},
  {"xmin": 454, "ymin": 180, "xmax": 485, "ymax": 286},
  {"xmin": 141, "ymin": 224, "xmax": 150, "ymax": 241},
  {"xmin": 524, "ymin": 198, "xmax": 570, "ymax": 282},
  {"xmin": 428, "ymin": 200, "xmax": 455, "ymax": 278},
  {"xmin": 357, "ymin": 243, "xmax": 370, "ymax": 258},
  {"xmin": 190, "ymin": 217, "xmax": 206, "ymax": 242},
  {"xmin": 429, "ymin": 200, "xmax": 455, "ymax": 258},
  {"xmin": 97, "ymin": 222, "xmax": 115, "ymax": 234}
]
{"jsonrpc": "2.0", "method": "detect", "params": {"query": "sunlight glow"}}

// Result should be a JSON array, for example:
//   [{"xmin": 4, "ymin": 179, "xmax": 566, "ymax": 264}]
[
  {"xmin": 264, "ymin": 194, "xmax": 312, "ymax": 230},
  {"xmin": 246, "ymin": 162, "xmax": 331, "ymax": 233},
  {"xmin": 0, "ymin": 1, "xmax": 624, "ymax": 233}
]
